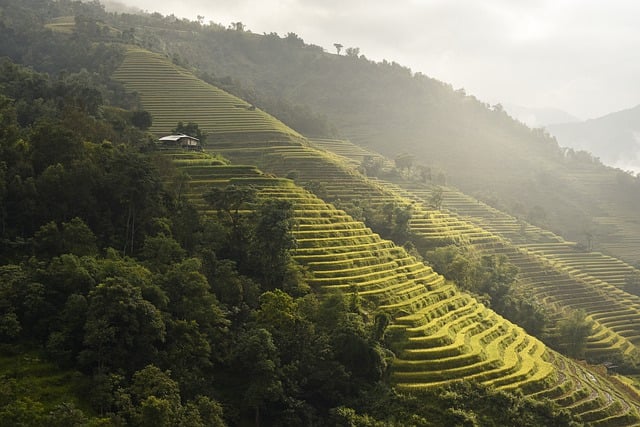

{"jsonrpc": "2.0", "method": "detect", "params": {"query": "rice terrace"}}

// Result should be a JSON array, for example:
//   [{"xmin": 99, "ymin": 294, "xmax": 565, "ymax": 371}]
[{"xmin": 2, "ymin": 1, "xmax": 640, "ymax": 425}]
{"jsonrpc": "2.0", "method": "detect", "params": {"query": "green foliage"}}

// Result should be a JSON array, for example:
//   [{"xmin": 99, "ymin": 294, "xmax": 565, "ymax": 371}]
[
  {"xmin": 0, "ymin": 60, "xmax": 167, "ymax": 261},
  {"xmin": 429, "ymin": 186, "xmax": 444, "ymax": 210},
  {"xmin": 557, "ymin": 310, "xmax": 593, "ymax": 359},
  {"xmin": 624, "ymin": 272, "xmax": 640, "ymax": 297},
  {"xmin": 249, "ymin": 199, "xmax": 298, "ymax": 289},
  {"xmin": 140, "ymin": 233, "xmax": 187, "ymax": 273},
  {"xmin": 361, "ymin": 201, "xmax": 414, "ymax": 244},
  {"xmin": 130, "ymin": 110, "xmax": 153, "ymax": 130},
  {"xmin": 34, "ymin": 218, "xmax": 98, "ymax": 258},
  {"xmin": 172, "ymin": 121, "xmax": 206, "ymax": 143},
  {"xmin": 80, "ymin": 279, "xmax": 166, "ymax": 374},
  {"xmin": 424, "ymin": 245, "xmax": 549, "ymax": 336},
  {"xmin": 347, "ymin": 382, "xmax": 578, "ymax": 426},
  {"xmin": 360, "ymin": 155, "xmax": 385, "ymax": 177}
]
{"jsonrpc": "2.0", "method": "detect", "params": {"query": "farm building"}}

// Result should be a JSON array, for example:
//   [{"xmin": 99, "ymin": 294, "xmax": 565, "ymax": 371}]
[{"xmin": 157, "ymin": 134, "xmax": 201, "ymax": 150}]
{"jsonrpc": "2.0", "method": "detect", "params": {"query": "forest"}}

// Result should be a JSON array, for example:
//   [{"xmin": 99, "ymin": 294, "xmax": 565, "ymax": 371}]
[{"xmin": 1, "ymin": 1, "xmax": 640, "ymax": 426}]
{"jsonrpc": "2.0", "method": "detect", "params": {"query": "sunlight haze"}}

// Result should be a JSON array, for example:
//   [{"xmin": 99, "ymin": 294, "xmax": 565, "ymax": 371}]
[{"xmin": 112, "ymin": 0, "xmax": 640, "ymax": 121}]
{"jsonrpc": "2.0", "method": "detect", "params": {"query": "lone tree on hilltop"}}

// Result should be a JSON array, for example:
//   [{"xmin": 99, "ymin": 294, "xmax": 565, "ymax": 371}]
[
  {"xmin": 230, "ymin": 21, "xmax": 245, "ymax": 31},
  {"xmin": 345, "ymin": 47, "xmax": 360, "ymax": 57},
  {"xmin": 333, "ymin": 43, "xmax": 343, "ymax": 55}
]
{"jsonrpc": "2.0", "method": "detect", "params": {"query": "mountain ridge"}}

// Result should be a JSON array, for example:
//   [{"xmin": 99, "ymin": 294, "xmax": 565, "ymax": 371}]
[{"xmin": 547, "ymin": 104, "xmax": 640, "ymax": 173}]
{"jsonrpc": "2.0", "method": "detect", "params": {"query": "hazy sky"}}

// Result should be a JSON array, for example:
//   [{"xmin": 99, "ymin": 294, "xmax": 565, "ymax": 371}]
[{"xmin": 115, "ymin": 0, "xmax": 640, "ymax": 120}]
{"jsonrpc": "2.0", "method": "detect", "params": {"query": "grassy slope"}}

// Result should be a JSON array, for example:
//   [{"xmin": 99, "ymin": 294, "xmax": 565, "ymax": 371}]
[
  {"xmin": 114, "ymin": 46, "xmax": 640, "ymax": 424},
  {"xmin": 0, "ymin": 349, "xmax": 100, "ymax": 419}
]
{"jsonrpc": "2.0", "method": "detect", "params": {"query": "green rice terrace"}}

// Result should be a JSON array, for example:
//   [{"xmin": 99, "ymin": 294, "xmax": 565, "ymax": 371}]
[
  {"xmin": 311, "ymin": 138, "xmax": 640, "ymax": 366},
  {"xmin": 114, "ymin": 48, "xmax": 640, "ymax": 424},
  {"xmin": 112, "ymin": 47, "xmax": 301, "ymax": 140},
  {"xmin": 162, "ymin": 148, "xmax": 640, "ymax": 425}
]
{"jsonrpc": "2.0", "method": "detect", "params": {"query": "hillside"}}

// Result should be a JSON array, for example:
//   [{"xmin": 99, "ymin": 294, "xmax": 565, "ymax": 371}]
[
  {"xmin": 102, "ymin": 12, "xmax": 640, "ymax": 264},
  {"xmin": 5, "ymin": 0, "xmax": 640, "ymax": 261},
  {"xmin": 547, "ymin": 105, "xmax": 640, "ymax": 173},
  {"xmin": 112, "ymin": 48, "xmax": 301, "ymax": 140},
  {"xmin": 111, "ymin": 45, "xmax": 640, "ymax": 424},
  {"xmin": 3, "ymin": 1, "xmax": 640, "ymax": 424}
]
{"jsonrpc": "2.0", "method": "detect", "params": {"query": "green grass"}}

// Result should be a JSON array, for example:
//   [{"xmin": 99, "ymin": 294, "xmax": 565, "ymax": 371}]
[{"xmin": 0, "ymin": 348, "xmax": 90, "ymax": 414}]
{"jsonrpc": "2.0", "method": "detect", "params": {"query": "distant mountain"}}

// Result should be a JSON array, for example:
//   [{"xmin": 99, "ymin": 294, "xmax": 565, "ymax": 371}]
[
  {"xmin": 547, "ymin": 105, "xmax": 640, "ymax": 173},
  {"xmin": 503, "ymin": 104, "xmax": 581, "ymax": 128}
]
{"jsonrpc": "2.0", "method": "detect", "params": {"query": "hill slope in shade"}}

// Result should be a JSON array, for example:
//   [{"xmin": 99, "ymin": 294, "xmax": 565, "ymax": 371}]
[{"xmin": 547, "ymin": 105, "xmax": 640, "ymax": 174}]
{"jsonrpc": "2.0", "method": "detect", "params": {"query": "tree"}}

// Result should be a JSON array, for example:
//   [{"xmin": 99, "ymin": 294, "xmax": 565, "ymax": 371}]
[
  {"xmin": 394, "ymin": 152, "xmax": 413, "ymax": 176},
  {"xmin": 285, "ymin": 32, "xmax": 304, "ymax": 45},
  {"xmin": 60, "ymin": 217, "xmax": 98, "ymax": 256},
  {"xmin": 0, "ymin": 161, "xmax": 7, "ymax": 236},
  {"xmin": 624, "ymin": 272, "xmax": 640, "ymax": 297},
  {"xmin": 417, "ymin": 165, "xmax": 432, "ymax": 183},
  {"xmin": 46, "ymin": 293, "xmax": 89, "ymax": 367},
  {"xmin": 160, "ymin": 319, "xmax": 212, "ymax": 397},
  {"xmin": 345, "ymin": 47, "xmax": 360, "ymax": 57},
  {"xmin": 30, "ymin": 119, "xmax": 85, "ymax": 171},
  {"xmin": 130, "ymin": 365, "xmax": 181, "ymax": 410},
  {"xmin": 360, "ymin": 156, "xmax": 384, "ymax": 177},
  {"xmin": 102, "ymin": 149, "xmax": 164, "ymax": 256},
  {"xmin": 250, "ymin": 199, "xmax": 297, "ymax": 288},
  {"xmin": 429, "ymin": 186, "xmax": 444, "ymax": 210},
  {"xmin": 584, "ymin": 230, "xmax": 594, "ymax": 252},
  {"xmin": 139, "ymin": 233, "xmax": 187, "ymax": 273},
  {"xmin": 159, "ymin": 258, "xmax": 229, "ymax": 346},
  {"xmin": 333, "ymin": 43, "xmax": 343, "ymax": 55},
  {"xmin": 391, "ymin": 204, "xmax": 413, "ymax": 243},
  {"xmin": 232, "ymin": 328, "xmax": 283, "ymax": 426},
  {"xmin": 204, "ymin": 185, "xmax": 256, "ymax": 261},
  {"xmin": 80, "ymin": 279, "xmax": 165, "ymax": 374},
  {"xmin": 558, "ymin": 309, "xmax": 593, "ymax": 358},
  {"xmin": 172, "ymin": 121, "xmax": 206, "ymax": 143},
  {"xmin": 0, "ymin": 310, "xmax": 21, "ymax": 341},
  {"xmin": 204, "ymin": 185, "xmax": 256, "ymax": 234},
  {"xmin": 131, "ymin": 110, "xmax": 152, "ymax": 130},
  {"xmin": 230, "ymin": 22, "xmax": 245, "ymax": 32}
]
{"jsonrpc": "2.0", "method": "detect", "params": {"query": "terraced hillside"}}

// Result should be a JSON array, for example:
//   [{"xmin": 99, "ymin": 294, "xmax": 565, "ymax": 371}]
[
  {"xmin": 202, "ymin": 145, "xmax": 640, "ymax": 422},
  {"xmin": 163, "ymin": 148, "xmax": 640, "ymax": 425},
  {"xmin": 557, "ymin": 165, "xmax": 640, "ymax": 267},
  {"xmin": 113, "ymin": 47, "xmax": 301, "ymax": 139},
  {"xmin": 403, "ymin": 187, "xmax": 640, "ymax": 358},
  {"xmin": 114, "ymin": 49, "xmax": 640, "ymax": 423},
  {"xmin": 311, "ymin": 139, "xmax": 640, "ymax": 366}
]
